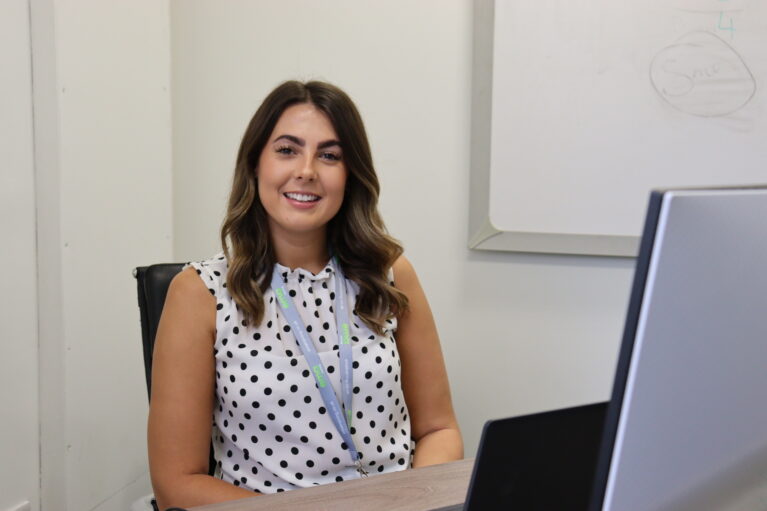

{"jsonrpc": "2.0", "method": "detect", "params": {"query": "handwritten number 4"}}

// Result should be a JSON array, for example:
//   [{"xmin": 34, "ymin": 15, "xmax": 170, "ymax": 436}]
[{"xmin": 718, "ymin": 11, "xmax": 735, "ymax": 33}]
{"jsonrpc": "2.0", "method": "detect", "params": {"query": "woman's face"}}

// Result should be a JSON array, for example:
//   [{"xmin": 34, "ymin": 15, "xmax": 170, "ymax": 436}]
[{"xmin": 257, "ymin": 102, "xmax": 347, "ymax": 242}]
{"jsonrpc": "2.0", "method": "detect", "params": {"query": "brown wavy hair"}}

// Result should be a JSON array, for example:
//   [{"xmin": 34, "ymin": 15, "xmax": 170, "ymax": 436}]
[{"xmin": 221, "ymin": 80, "xmax": 408, "ymax": 334}]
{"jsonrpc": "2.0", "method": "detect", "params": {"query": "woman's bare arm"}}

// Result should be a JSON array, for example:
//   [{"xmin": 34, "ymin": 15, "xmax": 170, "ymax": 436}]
[
  {"xmin": 393, "ymin": 256, "xmax": 463, "ymax": 467},
  {"xmin": 147, "ymin": 268, "xmax": 258, "ymax": 510}
]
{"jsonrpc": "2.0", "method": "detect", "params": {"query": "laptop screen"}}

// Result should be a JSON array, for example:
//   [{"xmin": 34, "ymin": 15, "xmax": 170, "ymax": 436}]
[{"xmin": 463, "ymin": 402, "xmax": 607, "ymax": 511}]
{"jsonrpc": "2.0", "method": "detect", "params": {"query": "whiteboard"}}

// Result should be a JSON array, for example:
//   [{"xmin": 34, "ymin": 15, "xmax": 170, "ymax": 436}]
[{"xmin": 469, "ymin": 0, "xmax": 767, "ymax": 257}]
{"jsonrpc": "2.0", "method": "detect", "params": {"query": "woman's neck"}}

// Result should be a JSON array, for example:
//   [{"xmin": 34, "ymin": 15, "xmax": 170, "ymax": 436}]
[{"xmin": 271, "ymin": 228, "xmax": 329, "ymax": 275}]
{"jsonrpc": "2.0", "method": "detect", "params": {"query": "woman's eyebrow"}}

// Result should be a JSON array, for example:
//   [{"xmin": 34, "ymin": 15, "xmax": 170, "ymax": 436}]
[
  {"xmin": 274, "ymin": 134, "xmax": 304, "ymax": 146},
  {"xmin": 272, "ymin": 135, "xmax": 341, "ymax": 150},
  {"xmin": 317, "ymin": 139, "xmax": 341, "ymax": 150}
]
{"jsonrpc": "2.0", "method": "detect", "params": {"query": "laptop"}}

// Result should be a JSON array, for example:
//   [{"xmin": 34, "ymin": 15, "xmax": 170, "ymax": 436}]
[{"xmin": 433, "ymin": 402, "xmax": 608, "ymax": 511}]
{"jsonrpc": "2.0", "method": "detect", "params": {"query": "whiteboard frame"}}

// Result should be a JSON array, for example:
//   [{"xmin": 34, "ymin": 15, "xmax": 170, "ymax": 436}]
[{"xmin": 468, "ymin": 0, "xmax": 638, "ymax": 258}]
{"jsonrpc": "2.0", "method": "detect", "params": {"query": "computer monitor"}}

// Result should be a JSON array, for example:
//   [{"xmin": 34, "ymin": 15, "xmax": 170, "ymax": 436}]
[{"xmin": 590, "ymin": 186, "xmax": 767, "ymax": 511}]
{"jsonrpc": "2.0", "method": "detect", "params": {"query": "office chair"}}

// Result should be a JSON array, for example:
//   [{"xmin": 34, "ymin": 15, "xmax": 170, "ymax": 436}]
[
  {"xmin": 134, "ymin": 263, "xmax": 185, "ymax": 399},
  {"xmin": 133, "ymin": 263, "xmax": 217, "ymax": 484}
]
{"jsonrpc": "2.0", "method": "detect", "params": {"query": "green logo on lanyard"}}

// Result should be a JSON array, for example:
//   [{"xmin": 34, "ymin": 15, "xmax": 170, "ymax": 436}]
[
  {"xmin": 275, "ymin": 287, "xmax": 289, "ymax": 309},
  {"xmin": 341, "ymin": 323, "xmax": 351, "ymax": 345},
  {"xmin": 312, "ymin": 364, "xmax": 327, "ymax": 388}
]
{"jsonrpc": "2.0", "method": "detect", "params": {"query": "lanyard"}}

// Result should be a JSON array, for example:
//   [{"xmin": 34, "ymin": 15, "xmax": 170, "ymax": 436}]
[{"xmin": 270, "ymin": 258, "xmax": 368, "ymax": 477}]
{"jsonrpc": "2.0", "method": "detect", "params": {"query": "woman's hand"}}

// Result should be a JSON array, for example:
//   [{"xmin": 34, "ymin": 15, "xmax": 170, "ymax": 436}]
[
  {"xmin": 147, "ymin": 268, "xmax": 257, "ymax": 510},
  {"xmin": 392, "ymin": 257, "xmax": 464, "ymax": 467}
]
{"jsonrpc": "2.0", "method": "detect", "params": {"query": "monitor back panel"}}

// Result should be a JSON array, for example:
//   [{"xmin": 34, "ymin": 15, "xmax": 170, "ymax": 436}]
[{"xmin": 594, "ymin": 188, "xmax": 767, "ymax": 511}]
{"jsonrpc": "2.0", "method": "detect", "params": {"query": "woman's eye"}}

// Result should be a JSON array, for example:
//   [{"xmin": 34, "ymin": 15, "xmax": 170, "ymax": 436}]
[
  {"xmin": 320, "ymin": 152, "xmax": 341, "ymax": 161},
  {"xmin": 276, "ymin": 145, "xmax": 295, "ymax": 155}
]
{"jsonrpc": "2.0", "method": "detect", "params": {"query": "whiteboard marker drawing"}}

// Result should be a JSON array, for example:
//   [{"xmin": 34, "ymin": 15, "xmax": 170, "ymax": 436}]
[{"xmin": 649, "ymin": 31, "xmax": 756, "ymax": 117}]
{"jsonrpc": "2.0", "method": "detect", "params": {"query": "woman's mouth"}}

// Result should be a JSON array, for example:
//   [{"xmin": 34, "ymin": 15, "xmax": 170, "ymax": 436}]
[{"xmin": 284, "ymin": 192, "xmax": 321, "ymax": 203}]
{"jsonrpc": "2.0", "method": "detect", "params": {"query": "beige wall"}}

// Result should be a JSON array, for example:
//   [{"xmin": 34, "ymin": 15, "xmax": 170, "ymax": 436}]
[
  {"xmin": 19, "ymin": 0, "xmax": 173, "ymax": 509},
  {"xmin": 170, "ymin": 0, "xmax": 635, "ymax": 455},
  {"xmin": 1, "ymin": 1, "xmax": 39, "ymax": 510}
]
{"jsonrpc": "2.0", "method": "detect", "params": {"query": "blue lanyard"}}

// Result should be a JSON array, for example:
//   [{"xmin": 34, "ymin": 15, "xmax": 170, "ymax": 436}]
[{"xmin": 270, "ymin": 259, "xmax": 367, "ymax": 477}]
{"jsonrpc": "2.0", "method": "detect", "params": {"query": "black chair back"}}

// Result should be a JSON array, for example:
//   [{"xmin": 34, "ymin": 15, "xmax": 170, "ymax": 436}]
[{"xmin": 134, "ymin": 263, "xmax": 185, "ymax": 399}]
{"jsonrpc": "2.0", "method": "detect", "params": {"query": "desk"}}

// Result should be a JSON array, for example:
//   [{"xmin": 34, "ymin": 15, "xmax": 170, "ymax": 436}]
[{"xmin": 190, "ymin": 458, "xmax": 473, "ymax": 511}]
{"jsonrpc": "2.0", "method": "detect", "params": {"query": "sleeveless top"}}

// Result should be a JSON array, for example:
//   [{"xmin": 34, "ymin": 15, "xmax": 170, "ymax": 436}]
[{"xmin": 189, "ymin": 254, "xmax": 412, "ymax": 494}]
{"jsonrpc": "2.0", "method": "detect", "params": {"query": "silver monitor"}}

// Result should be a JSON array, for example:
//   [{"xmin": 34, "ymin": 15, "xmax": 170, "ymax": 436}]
[{"xmin": 591, "ymin": 186, "xmax": 767, "ymax": 511}]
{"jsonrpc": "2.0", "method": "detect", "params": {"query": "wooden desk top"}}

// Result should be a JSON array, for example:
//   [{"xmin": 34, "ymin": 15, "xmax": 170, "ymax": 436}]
[{"xmin": 190, "ymin": 458, "xmax": 474, "ymax": 511}]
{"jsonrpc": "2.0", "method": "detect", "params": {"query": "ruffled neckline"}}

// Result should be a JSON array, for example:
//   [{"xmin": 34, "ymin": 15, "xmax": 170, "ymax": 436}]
[{"xmin": 273, "ymin": 259, "xmax": 335, "ymax": 282}]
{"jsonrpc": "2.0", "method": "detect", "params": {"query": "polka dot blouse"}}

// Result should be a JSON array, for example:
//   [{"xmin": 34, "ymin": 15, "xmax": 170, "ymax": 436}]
[{"xmin": 189, "ymin": 254, "xmax": 413, "ymax": 494}]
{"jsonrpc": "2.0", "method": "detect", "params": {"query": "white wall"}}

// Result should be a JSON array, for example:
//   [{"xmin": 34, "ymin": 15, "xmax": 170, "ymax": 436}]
[
  {"xmin": 29, "ymin": 0, "xmax": 173, "ymax": 509},
  {"xmin": 170, "ymin": 0, "xmax": 636, "ymax": 454},
  {"xmin": 1, "ymin": 1, "xmax": 40, "ymax": 510}
]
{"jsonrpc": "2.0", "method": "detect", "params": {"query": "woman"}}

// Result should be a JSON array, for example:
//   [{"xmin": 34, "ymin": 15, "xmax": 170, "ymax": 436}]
[{"xmin": 148, "ymin": 80, "xmax": 462, "ymax": 510}]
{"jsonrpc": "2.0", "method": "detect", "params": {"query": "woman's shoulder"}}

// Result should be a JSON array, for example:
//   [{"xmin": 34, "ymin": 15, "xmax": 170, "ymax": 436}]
[
  {"xmin": 185, "ymin": 252, "xmax": 230, "ymax": 299},
  {"xmin": 391, "ymin": 255, "xmax": 416, "ymax": 288}
]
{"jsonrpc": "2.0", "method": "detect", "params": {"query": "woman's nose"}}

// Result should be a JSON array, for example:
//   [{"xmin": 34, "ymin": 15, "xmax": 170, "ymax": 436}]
[{"xmin": 293, "ymin": 156, "xmax": 317, "ymax": 181}]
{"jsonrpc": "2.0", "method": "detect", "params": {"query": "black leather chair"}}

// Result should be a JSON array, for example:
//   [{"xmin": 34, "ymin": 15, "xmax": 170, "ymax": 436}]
[
  {"xmin": 134, "ymin": 263, "xmax": 217, "ymax": 481},
  {"xmin": 134, "ymin": 263, "xmax": 185, "ymax": 399}
]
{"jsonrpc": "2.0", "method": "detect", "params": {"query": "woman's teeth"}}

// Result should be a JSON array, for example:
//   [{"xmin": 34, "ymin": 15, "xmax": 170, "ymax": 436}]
[{"xmin": 285, "ymin": 192, "xmax": 320, "ymax": 203}]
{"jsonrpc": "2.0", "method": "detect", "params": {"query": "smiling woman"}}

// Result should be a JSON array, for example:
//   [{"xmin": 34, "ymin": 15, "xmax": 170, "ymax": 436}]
[
  {"xmin": 147, "ymin": 81, "xmax": 463, "ymax": 510},
  {"xmin": 257, "ymin": 103, "xmax": 348, "ymax": 266}
]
